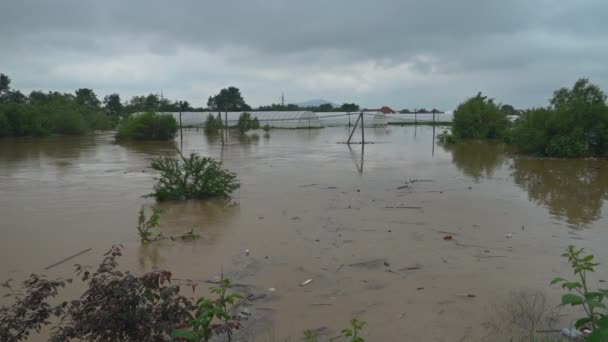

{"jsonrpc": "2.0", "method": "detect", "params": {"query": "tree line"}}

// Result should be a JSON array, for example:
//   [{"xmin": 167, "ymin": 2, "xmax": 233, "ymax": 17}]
[
  {"xmin": 440, "ymin": 78, "xmax": 608, "ymax": 158},
  {"xmin": 0, "ymin": 73, "xmax": 201, "ymax": 137}
]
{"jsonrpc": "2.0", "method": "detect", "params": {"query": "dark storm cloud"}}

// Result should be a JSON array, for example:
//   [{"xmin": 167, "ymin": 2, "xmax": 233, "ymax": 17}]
[{"xmin": 1, "ymin": 0, "xmax": 607, "ymax": 109}]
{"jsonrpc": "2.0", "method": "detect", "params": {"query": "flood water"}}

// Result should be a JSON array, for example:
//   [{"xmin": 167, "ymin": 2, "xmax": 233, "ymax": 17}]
[{"xmin": 1, "ymin": 126, "xmax": 607, "ymax": 341}]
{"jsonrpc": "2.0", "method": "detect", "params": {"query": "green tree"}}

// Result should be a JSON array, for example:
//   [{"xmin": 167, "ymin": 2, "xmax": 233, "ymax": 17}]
[
  {"xmin": 75, "ymin": 88, "xmax": 101, "ymax": 110},
  {"xmin": 509, "ymin": 79, "xmax": 608, "ymax": 157},
  {"xmin": 145, "ymin": 94, "xmax": 160, "ymax": 111},
  {"xmin": 451, "ymin": 92, "xmax": 510, "ymax": 140},
  {"xmin": 340, "ymin": 103, "xmax": 360, "ymax": 112},
  {"xmin": 318, "ymin": 103, "xmax": 334, "ymax": 112},
  {"xmin": 103, "ymin": 93, "xmax": 124, "ymax": 121},
  {"xmin": 4, "ymin": 90, "xmax": 27, "ymax": 104},
  {"xmin": 0, "ymin": 74, "xmax": 9, "ymax": 94},
  {"xmin": 500, "ymin": 104, "xmax": 517, "ymax": 116},
  {"xmin": 208, "ymin": 87, "xmax": 248, "ymax": 112}
]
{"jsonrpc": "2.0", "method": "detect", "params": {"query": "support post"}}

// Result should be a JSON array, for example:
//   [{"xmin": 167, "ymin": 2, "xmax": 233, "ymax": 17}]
[
  {"xmin": 179, "ymin": 110, "xmax": 183, "ymax": 150},
  {"xmin": 360, "ymin": 112, "xmax": 365, "ymax": 145},
  {"xmin": 218, "ymin": 112, "xmax": 224, "ymax": 145},
  {"xmin": 346, "ymin": 112, "xmax": 362, "ymax": 144},
  {"xmin": 432, "ymin": 109, "xmax": 436, "ymax": 125}
]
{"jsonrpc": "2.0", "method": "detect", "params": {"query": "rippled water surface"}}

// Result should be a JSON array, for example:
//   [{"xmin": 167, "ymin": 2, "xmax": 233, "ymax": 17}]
[{"xmin": 1, "ymin": 126, "xmax": 607, "ymax": 340}]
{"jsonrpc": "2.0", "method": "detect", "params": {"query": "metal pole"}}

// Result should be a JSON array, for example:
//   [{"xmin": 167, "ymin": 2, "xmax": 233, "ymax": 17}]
[
  {"xmin": 348, "ymin": 112, "xmax": 351, "ymax": 128},
  {"xmin": 414, "ymin": 109, "xmax": 417, "ymax": 125},
  {"xmin": 218, "ymin": 112, "xmax": 224, "ymax": 145},
  {"xmin": 346, "ymin": 112, "xmax": 362, "ymax": 144},
  {"xmin": 433, "ymin": 109, "xmax": 436, "ymax": 125},
  {"xmin": 179, "ymin": 110, "xmax": 183, "ymax": 150},
  {"xmin": 360, "ymin": 111, "xmax": 365, "ymax": 145}
]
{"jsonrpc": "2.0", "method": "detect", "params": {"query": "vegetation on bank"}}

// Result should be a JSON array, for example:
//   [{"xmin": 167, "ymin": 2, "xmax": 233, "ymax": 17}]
[
  {"xmin": 449, "ymin": 92, "xmax": 511, "ymax": 141},
  {"xmin": 508, "ymin": 79, "xmax": 608, "ymax": 157},
  {"xmin": 148, "ymin": 152, "xmax": 239, "ymax": 201},
  {"xmin": 115, "ymin": 111, "xmax": 178, "ymax": 140},
  {"xmin": 0, "ymin": 74, "xmax": 114, "ymax": 137},
  {"xmin": 439, "ymin": 78, "xmax": 608, "ymax": 158}
]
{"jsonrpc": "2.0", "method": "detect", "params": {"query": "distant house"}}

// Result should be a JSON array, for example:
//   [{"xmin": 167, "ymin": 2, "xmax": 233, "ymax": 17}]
[{"xmin": 363, "ymin": 106, "xmax": 396, "ymax": 114}]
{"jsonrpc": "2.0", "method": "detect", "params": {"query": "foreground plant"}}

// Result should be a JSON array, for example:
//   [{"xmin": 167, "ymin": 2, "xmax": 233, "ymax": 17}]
[
  {"xmin": 341, "ymin": 318, "xmax": 366, "ymax": 342},
  {"xmin": 0, "ymin": 276, "xmax": 68, "ymax": 341},
  {"xmin": 0, "ymin": 245, "xmax": 195, "ymax": 341},
  {"xmin": 304, "ymin": 319, "xmax": 366, "ymax": 342},
  {"xmin": 551, "ymin": 245, "xmax": 608, "ymax": 341},
  {"xmin": 172, "ymin": 275, "xmax": 242, "ymax": 342},
  {"xmin": 148, "ymin": 151, "xmax": 239, "ymax": 201}
]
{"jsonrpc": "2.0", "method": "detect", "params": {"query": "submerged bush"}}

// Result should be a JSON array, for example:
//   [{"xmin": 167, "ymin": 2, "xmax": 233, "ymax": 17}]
[
  {"xmin": 148, "ymin": 152, "xmax": 239, "ymax": 201},
  {"xmin": 116, "ymin": 111, "xmax": 178, "ymax": 140},
  {"xmin": 509, "ymin": 79, "xmax": 608, "ymax": 157},
  {"xmin": 204, "ymin": 113, "xmax": 221, "ymax": 133},
  {"xmin": 237, "ymin": 112, "xmax": 258, "ymax": 132},
  {"xmin": 451, "ymin": 92, "xmax": 510, "ymax": 140}
]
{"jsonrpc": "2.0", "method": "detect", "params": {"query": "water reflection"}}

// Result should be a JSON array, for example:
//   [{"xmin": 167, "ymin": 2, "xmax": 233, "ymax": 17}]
[
  {"xmin": 511, "ymin": 158, "xmax": 608, "ymax": 227},
  {"xmin": 115, "ymin": 139, "xmax": 177, "ymax": 156},
  {"xmin": 348, "ymin": 145, "xmax": 364, "ymax": 175},
  {"xmin": 156, "ymin": 199, "xmax": 240, "ymax": 236},
  {"xmin": 442, "ymin": 140, "xmax": 506, "ymax": 181},
  {"xmin": 138, "ymin": 242, "xmax": 163, "ymax": 269},
  {"xmin": 204, "ymin": 130, "xmax": 223, "ymax": 145},
  {"xmin": 0, "ymin": 134, "xmax": 97, "ymax": 163},
  {"xmin": 237, "ymin": 133, "xmax": 260, "ymax": 145}
]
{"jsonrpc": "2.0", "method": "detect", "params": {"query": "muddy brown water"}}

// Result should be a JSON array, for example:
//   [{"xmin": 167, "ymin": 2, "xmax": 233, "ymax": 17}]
[{"xmin": 1, "ymin": 126, "xmax": 607, "ymax": 341}]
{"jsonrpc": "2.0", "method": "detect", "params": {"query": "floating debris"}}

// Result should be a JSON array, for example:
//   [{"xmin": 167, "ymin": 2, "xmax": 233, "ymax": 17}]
[{"xmin": 300, "ymin": 279, "xmax": 313, "ymax": 286}]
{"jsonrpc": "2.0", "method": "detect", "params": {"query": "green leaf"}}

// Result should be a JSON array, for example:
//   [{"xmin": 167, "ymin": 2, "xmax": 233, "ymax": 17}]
[
  {"xmin": 585, "ymin": 298, "xmax": 606, "ymax": 309},
  {"xmin": 551, "ymin": 277, "xmax": 567, "ymax": 285},
  {"xmin": 561, "ymin": 293, "xmax": 584, "ymax": 306},
  {"xmin": 574, "ymin": 317, "xmax": 592, "ymax": 329},
  {"xmin": 587, "ymin": 328, "xmax": 608, "ymax": 342},
  {"xmin": 562, "ymin": 282, "xmax": 582, "ymax": 290},
  {"xmin": 582, "ymin": 255, "xmax": 595, "ymax": 262},
  {"xmin": 585, "ymin": 291, "xmax": 605, "ymax": 301},
  {"xmin": 171, "ymin": 329, "xmax": 197, "ymax": 340}
]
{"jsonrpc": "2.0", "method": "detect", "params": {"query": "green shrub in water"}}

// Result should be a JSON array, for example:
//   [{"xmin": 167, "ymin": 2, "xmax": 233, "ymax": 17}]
[
  {"xmin": 509, "ymin": 79, "xmax": 608, "ymax": 157},
  {"xmin": 136, "ymin": 206, "xmax": 160, "ymax": 243},
  {"xmin": 116, "ymin": 111, "xmax": 177, "ymax": 140},
  {"xmin": 204, "ymin": 113, "xmax": 221, "ymax": 133},
  {"xmin": 148, "ymin": 152, "xmax": 239, "ymax": 201},
  {"xmin": 237, "ymin": 112, "xmax": 259, "ymax": 132},
  {"xmin": 451, "ymin": 92, "xmax": 510, "ymax": 140}
]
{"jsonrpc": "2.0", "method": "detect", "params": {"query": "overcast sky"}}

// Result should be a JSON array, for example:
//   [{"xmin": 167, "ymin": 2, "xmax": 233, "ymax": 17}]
[{"xmin": 1, "ymin": 0, "xmax": 607, "ymax": 110}]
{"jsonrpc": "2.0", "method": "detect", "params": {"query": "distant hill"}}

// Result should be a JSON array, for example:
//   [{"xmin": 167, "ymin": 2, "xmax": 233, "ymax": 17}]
[{"xmin": 292, "ymin": 99, "xmax": 339, "ymax": 107}]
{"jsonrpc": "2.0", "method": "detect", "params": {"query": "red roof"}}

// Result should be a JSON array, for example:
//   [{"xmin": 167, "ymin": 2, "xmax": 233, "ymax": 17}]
[{"xmin": 363, "ymin": 106, "xmax": 396, "ymax": 114}]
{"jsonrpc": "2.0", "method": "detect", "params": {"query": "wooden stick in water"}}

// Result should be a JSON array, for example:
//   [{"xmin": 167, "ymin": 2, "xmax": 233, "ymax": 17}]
[{"xmin": 45, "ymin": 248, "xmax": 92, "ymax": 270}]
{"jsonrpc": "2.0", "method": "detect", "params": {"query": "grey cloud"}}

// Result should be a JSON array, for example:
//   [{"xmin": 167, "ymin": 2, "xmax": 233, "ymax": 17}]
[{"xmin": 1, "ymin": 0, "xmax": 607, "ymax": 109}]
